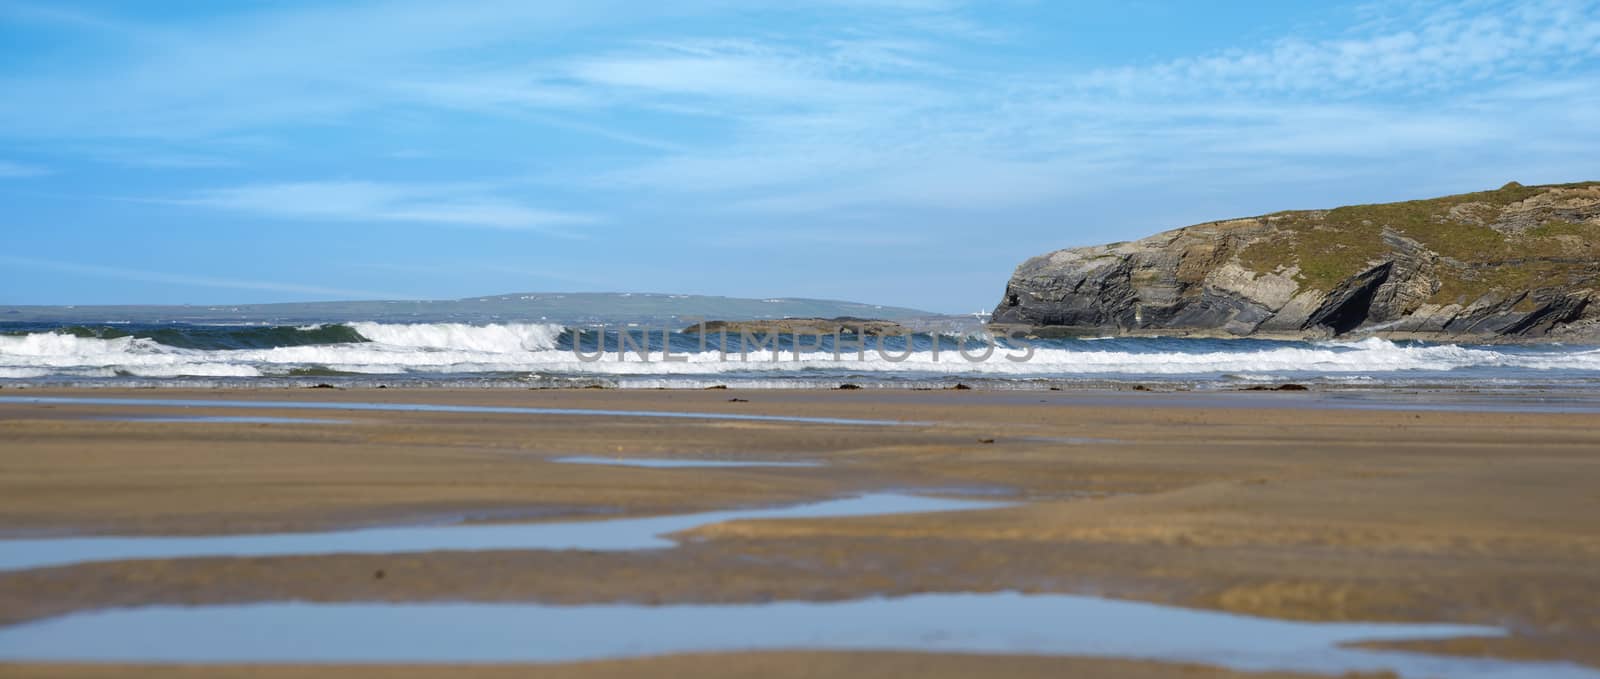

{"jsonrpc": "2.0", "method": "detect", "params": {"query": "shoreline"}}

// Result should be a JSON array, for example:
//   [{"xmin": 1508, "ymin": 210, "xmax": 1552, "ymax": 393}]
[{"xmin": 11, "ymin": 385, "xmax": 1600, "ymax": 414}]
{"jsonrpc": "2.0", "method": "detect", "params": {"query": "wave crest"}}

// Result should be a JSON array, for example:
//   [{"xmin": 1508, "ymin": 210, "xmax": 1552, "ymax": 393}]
[
  {"xmin": 349, "ymin": 322, "xmax": 565, "ymax": 352},
  {"xmin": 3, "ymin": 325, "xmax": 1600, "ymax": 381},
  {"xmin": 0, "ymin": 332, "xmax": 146, "ymax": 357}
]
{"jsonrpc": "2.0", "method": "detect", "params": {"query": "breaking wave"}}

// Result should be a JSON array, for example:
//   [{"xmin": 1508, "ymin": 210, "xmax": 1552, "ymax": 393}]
[
  {"xmin": 2, "ymin": 322, "xmax": 1599, "ymax": 385},
  {"xmin": 348, "ymin": 322, "xmax": 563, "ymax": 352}
]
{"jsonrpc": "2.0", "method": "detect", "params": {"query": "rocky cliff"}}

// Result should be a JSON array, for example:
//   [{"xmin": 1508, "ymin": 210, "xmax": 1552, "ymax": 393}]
[{"xmin": 992, "ymin": 182, "xmax": 1600, "ymax": 342}]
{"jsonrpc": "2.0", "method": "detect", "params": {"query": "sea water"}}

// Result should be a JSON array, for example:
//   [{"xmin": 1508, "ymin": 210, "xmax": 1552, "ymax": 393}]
[{"xmin": 4, "ymin": 321, "xmax": 1600, "ymax": 390}]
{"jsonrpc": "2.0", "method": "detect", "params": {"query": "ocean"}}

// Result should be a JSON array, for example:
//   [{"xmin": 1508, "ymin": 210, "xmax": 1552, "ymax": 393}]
[{"xmin": 3, "ymin": 321, "xmax": 1600, "ymax": 391}]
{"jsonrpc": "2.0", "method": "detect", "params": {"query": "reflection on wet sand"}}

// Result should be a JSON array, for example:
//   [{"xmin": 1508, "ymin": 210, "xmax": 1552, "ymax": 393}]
[
  {"xmin": 5, "ymin": 593, "xmax": 1594, "ymax": 679},
  {"xmin": 0, "ymin": 494, "xmax": 1006, "ymax": 572},
  {"xmin": 552, "ymin": 456, "xmax": 820, "ymax": 468}
]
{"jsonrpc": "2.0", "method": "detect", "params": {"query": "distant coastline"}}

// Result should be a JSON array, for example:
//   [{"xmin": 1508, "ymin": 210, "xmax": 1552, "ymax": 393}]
[{"xmin": 1, "ymin": 292, "xmax": 944, "ymax": 326}]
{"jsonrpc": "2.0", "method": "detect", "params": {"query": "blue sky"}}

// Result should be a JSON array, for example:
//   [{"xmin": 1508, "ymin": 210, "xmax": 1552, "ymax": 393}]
[{"xmin": 1, "ymin": 0, "xmax": 1597, "ymax": 313}]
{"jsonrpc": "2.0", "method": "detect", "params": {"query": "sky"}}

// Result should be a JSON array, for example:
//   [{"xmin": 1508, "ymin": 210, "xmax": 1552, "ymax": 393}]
[{"xmin": 1, "ymin": 0, "xmax": 1597, "ymax": 313}]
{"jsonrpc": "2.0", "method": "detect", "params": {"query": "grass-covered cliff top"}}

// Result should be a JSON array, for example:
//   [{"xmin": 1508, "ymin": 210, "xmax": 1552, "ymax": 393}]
[{"xmin": 1234, "ymin": 181, "xmax": 1600, "ymax": 304}]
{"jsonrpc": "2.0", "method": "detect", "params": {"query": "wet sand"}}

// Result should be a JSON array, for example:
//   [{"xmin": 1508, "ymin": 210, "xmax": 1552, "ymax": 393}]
[
  {"xmin": 0, "ymin": 653, "xmax": 1334, "ymax": 679},
  {"xmin": 1, "ymin": 387, "xmax": 1598, "ymax": 676}
]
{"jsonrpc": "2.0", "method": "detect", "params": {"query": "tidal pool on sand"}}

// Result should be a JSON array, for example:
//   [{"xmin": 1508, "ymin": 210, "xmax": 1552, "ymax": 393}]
[
  {"xmin": 95, "ymin": 415, "xmax": 351, "ymax": 424},
  {"xmin": 0, "ymin": 494, "xmax": 1006, "ymax": 572},
  {"xmin": 552, "ymin": 456, "xmax": 821, "ymax": 468},
  {"xmin": 1, "ymin": 593, "xmax": 1593, "ymax": 679}
]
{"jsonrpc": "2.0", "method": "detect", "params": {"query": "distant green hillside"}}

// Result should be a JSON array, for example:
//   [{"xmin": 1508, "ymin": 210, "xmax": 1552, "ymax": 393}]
[
  {"xmin": 0, "ymin": 292, "xmax": 939, "ymax": 325},
  {"xmin": 1233, "ymin": 181, "xmax": 1600, "ymax": 300}
]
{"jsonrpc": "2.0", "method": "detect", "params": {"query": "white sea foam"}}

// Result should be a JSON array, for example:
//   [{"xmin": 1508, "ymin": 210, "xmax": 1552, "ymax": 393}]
[
  {"xmin": 349, "ymin": 322, "xmax": 564, "ymax": 352},
  {"xmin": 4, "ymin": 326, "xmax": 1600, "ymax": 380},
  {"xmin": 131, "ymin": 364, "xmax": 264, "ymax": 378},
  {"xmin": 0, "ymin": 367, "xmax": 50, "ymax": 379},
  {"xmin": 0, "ymin": 333, "xmax": 145, "ymax": 357}
]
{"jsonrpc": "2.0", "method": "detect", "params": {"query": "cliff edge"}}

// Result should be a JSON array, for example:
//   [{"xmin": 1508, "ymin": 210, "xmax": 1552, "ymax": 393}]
[{"xmin": 992, "ymin": 182, "xmax": 1600, "ymax": 342}]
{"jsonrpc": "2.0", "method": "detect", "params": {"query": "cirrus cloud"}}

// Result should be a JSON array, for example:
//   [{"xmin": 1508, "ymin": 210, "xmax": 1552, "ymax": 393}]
[{"xmin": 180, "ymin": 181, "xmax": 597, "ymax": 234}]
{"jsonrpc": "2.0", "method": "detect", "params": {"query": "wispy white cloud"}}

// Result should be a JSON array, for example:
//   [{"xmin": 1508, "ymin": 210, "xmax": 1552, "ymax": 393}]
[
  {"xmin": 0, "ymin": 255, "xmax": 405, "ymax": 299},
  {"xmin": 356, "ymin": 261, "xmax": 608, "ymax": 288},
  {"xmin": 67, "ymin": 147, "xmax": 238, "ymax": 169},
  {"xmin": 180, "ymin": 181, "xmax": 596, "ymax": 233},
  {"xmin": 3, "ymin": 0, "xmax": 1596, "ymax": 311},
  {"xmin": 392, "ymin": 73, "xmax": 596, "ymax": 112},
  {"xmin": 118, "ymin": 154, "xmax": 237, "ymax": 169},
  {"xmin": 703, "ymin": 226, "xmax": 928, "ymax": 248},
  {"xmin": 567, "ymin": 47, "xmax": 935, "ymax": 107},
  {"xmin": 0, "ymin": 1, "xmax": 155, "ymax": 39},
  {"xmin": 1070, "ymin": 0, "xmax": 1600, "ymax": 96},
  {"xmin": 3, "ymin": 0, "xmax": 1597, "ymax": 227},
  {"xmin": 0, "ymin": 1, "xmax": 743, "ymax": 140},
  {"xmin": 569, "ymin": 0, "xmax": 1600, "ymax": 217},
  {"xmin": 0, "ymin": 160, "xmax": 50, "ymax": 178}
]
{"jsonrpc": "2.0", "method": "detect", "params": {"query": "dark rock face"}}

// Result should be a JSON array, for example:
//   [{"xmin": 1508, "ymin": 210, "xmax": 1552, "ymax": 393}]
[
  {"xmin": 993, "ymin": 182, "xmax": 1600, "ymax": 342},
  {"xmin": 1304, "ymin": 262, "xmax": 1392, "ymax": 336}
]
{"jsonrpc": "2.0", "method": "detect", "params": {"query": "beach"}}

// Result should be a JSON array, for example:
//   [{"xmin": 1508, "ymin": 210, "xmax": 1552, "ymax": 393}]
[
  {"xmin": 7, "ymin": 0, "xmax": 1598, "ymax": 674},
  {"xmin": 0, "ymin": 387, "xmax": 1597, "ymax": 676}
]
